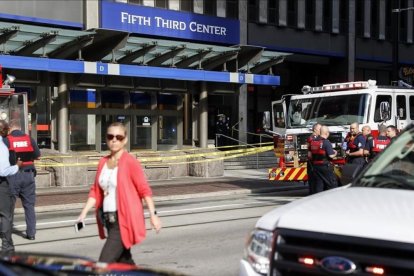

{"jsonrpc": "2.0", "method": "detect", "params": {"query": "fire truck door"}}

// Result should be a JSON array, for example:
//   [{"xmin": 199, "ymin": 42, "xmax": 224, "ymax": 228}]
[
  {"xmin": 272, "ymin": 100, "xmax": 287, "ymax": 135},
  {"xmin": 0, "ymin": 93, "xmax": 29, "ymax": 134},
  {"xmin": 395, "ymin": 94, "xmax": 408, "ymax": 130}
]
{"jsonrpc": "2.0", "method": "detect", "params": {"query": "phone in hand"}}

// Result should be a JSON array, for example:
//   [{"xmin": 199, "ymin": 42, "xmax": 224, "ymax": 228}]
[{"xmin": 74, "ymin": 221, "xmax": 85, "ymax": 232}]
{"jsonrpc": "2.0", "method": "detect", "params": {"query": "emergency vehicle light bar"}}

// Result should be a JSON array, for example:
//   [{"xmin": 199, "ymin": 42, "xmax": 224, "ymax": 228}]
[{"xmin": 302, "ymin": 79, "xmax": 377, "ymax": 94}]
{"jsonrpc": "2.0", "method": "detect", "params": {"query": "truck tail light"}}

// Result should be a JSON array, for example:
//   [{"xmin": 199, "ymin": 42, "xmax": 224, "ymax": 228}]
[
  {"xmin": 298, "ymin": 257, "xmax": 315, "ymax": 266},
  {"xmin": 366, "ymin": 266, "xmax": 385, "ymax": 275}
]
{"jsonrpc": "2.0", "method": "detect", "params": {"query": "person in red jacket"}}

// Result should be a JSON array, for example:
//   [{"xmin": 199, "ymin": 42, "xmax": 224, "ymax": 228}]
[{"xmin": 77, "ymin": 122, "xmax": 162, "ymax": 264}]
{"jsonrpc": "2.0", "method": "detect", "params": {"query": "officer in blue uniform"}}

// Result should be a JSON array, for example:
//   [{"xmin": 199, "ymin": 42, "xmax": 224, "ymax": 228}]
[
  {"xmin": 0, "ymin": 120, "xmax": 21, "ymax": 251},
  {"xmin": 309, "ymin": 125, "xmax": 338, "ymax": 193},
  {"xmin": 3, "ymin": 119, "xmax": 40, "ymax": 240}
]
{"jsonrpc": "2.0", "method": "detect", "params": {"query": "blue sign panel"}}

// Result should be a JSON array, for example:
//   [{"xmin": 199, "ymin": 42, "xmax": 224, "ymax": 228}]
[
  {"xmin": 101, "ymin": 1, "xmax": 240, "ymax": 45},
  {"xmin": 0, "ymin": 55, "xmax": 280, "ymax": 86}
]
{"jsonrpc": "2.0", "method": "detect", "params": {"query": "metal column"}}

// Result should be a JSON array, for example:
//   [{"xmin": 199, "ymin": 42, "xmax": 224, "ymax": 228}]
[
  {"xmin": 57, "ymin": 73, "xmax": 69, "ymax": 153},
  {"xmin": 199, "ymin": 82, "xmax": 208, "ymax": 148}
]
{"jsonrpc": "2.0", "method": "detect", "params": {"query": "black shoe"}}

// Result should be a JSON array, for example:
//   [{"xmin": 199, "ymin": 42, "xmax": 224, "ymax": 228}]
[{"xmin": 26, "ymin": 235, "xmax": 35, "ymax": 240}]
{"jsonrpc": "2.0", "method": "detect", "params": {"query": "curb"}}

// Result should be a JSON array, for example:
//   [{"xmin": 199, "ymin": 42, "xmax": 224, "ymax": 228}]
[{"xmin": 15, "ymin": 185, "xmax": 307, "ymax": 214}]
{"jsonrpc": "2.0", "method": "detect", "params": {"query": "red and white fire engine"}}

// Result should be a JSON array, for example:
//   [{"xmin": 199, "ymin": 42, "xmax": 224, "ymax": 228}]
[{"xmin": 264, "ymin": 79, "xmax": 414, "ymax": 182}]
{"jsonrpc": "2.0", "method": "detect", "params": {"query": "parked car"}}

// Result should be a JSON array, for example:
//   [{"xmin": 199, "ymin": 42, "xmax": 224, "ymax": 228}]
[
  {"xmin": 240, "ymin": 124, "xmax": 414, "ymax": 276},
  {"xmin": 0, "ymin": 251, "xmax": 186, "ymax": 276}
]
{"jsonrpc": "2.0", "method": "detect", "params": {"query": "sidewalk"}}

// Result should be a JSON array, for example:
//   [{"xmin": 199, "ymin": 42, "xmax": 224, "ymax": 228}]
[{"xmin": 14, "ymin": 169, "xmax": 307, "ymax": 213}]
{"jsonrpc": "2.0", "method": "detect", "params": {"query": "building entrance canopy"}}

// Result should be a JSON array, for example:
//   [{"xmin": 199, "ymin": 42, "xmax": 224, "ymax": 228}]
[{"xmin": 0, "ymin": 21, "xmax": 288, "ymax": 86}]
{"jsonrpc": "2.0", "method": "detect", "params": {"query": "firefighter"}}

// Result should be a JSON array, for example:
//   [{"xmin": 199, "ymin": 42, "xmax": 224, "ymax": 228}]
[
  {"xmin": 364, "ymin": 124, "xmax": 390, "ymax": 162},
  {"xmin": 344, "ymin": 122, "xmax": 366, "ymax": 178},
  {"xmin": 3, "ymin": 119, "xmax": 41, "ymax": 240},
  {"xmin": 309, "ymin": 125, "xmax": 338, "ymax": 193},
  {"xmin": 307, "ymin": 122, "xmax": 321, "ymax": 195},
  {"xmin": 386, "ymin": 125, "xmax": 398, "ymax": 141},
  {"xmin": 344, "ymin": 122, "xmax": 366, "ymax": 164}
]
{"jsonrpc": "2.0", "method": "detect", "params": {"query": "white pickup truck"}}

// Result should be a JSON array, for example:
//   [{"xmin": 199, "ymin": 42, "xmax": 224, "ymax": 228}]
[{"xmin": 240, "ymin": 124, "xmax": 414, "ymax": 276}]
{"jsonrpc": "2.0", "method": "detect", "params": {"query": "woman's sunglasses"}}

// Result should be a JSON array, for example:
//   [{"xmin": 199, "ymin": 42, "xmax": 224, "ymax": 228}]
[{"xmin": 106, "ymin": 134, "xmax": 125, "ymax": 141}]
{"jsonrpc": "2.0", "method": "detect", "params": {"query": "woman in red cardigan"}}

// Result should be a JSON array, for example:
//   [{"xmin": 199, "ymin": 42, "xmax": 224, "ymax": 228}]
[{"xmin": 77, "ymin": 122, "xmax": 162, "ymax": 264}]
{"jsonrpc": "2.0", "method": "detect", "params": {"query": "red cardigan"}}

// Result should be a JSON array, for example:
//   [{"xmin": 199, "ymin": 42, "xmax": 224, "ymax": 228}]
[{"xmin": 88, "ymin": 151, "xmax": 153, "ymax": 249}]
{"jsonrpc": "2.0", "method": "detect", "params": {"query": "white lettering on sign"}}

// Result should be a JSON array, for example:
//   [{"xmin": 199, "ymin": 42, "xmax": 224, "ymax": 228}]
[
  {"xmin": 189, "ymin": 22, "xmax": 226, "ymax": 35},
  {"xmin": 118, "ymin": 11, "xmax": 228, "ymax": 37},
  {"xmin": 99, "ymin": 65, "xmax": 105, "ymax": 72},
  {"xmin": 154, "ymin": 16, "xmax": 186, "ymax": 30},
  {"xmin": 121, "ymin": 12, "xmax": 151, "ymax": 26},
  {"xmin": 13, "ymin": 141, "xmax": 28, "ymax": 148}
]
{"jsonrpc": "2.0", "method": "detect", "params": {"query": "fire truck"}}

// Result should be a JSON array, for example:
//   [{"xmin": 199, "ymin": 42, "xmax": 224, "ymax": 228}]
[
  {"xmin": 263, "ymin": 79, "xmax": 414, "ymax": 182},
  {"xmin": 0, "ymin": 75, "xmax": 29, "ymax": 133}
]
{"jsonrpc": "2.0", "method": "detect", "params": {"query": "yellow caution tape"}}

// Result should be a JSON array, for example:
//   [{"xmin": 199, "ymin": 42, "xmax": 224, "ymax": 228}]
[{"xmin": 35, "ymin": 145, "xmax": 273, "ymax": 168}]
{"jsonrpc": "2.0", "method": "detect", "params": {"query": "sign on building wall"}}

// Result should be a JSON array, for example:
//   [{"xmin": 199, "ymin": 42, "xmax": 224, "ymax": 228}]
[
  {"xmin": 101, "ymin": 1, "xmax": 240, "ymax": 45},
  {"xmin": 400, "ymin": 67, "xmax": 414, "ymax": 85}
]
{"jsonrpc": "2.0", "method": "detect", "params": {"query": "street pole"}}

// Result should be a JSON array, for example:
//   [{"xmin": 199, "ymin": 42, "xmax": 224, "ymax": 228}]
[{"xmin": 391, "ymin": 0, "xmax": 401, "ymax": 82}]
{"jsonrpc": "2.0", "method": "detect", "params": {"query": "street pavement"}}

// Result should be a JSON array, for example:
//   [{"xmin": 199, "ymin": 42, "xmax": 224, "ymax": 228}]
[{"xmin": 14, "ymin": 169, "xmax": 307, "ymax": 213}]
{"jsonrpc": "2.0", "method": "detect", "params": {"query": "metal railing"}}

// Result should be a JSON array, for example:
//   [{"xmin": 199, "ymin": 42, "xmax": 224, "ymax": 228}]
[{"xmin": 215, "ymin": 130, "xmax": 274, "ymax": 169}]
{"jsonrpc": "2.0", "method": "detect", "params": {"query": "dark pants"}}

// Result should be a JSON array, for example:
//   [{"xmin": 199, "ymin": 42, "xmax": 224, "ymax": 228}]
[
  {"xmin": 99, "ymin": 213, "xmax": 135, "ymax": 265},
  {"xmin": 8, "ymin": 171, "xmax": 36, "ymax": 237},
  {"xmin": 0, "ymin": 178, "xmax": 14, "ymax": 252},
  {"xmin": 347, "ymin": 157, "xmax": 367, "ymax": 179},
  {"xmin": 307, "ymin": 160, "xmax": 314, "ymax": 195},
  {"xmin": 312, "ymin": 164, "xmax": 338, "ymax": 194}
]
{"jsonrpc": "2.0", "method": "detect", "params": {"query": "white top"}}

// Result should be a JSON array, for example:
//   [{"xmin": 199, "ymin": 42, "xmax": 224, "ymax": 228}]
[{"xmin": 99, "ymin": 163, "xmax": 118, "ymax": 212}]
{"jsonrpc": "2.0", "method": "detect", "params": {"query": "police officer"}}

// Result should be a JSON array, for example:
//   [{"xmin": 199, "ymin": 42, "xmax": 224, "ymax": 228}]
[
  {"xmin": 3, "ymin": 119, "xmax": 40, "ymax": 240},
  {"xmin": 309, "ymin": 125, "xmax": 338, "ymax": 193},
  {"xmin": 307, "ymin": 123, "xmax": 321, "ymax": 194},
  {"xmin": 0, "ymin": 120, "xmax": 22, "ymax": 251},
  {"xmin": 364, "ymin": 124, "xmax": 390, "ymax": 162},
  {"xmin": 216, "ymin": 114, "xmax": 230, "ymax": 147}
]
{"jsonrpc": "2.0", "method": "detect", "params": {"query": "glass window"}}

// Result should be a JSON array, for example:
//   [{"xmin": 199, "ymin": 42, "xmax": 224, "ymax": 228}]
[
  {"xmin": 355, "ymin": 0, "xmax": 364, "ymax": 36},
  {"xmin": 226, "ymin": 0, "xmax": 238, "ymax": 19},
  {"xmin": 374, "ymin": 95, "xmax": 392, "ymax": 122},
  {"xmin": 155, "ymin": 0, "xmax": 168, "ymax": 8},
  {"xmin": 339, "ymin": 0, "xmax": 348, "ymax": 34},
  {"xmin": 102, "ymin": 90, "xmax": 125, "ymax": 108},
  {"xmin": 397, "ymin": 95, "xmax": 407, "ymax": 120},
  {"xmin": 204, "ymin": 0, "xmax": 216, "ymax": 16},
  {"xmin": 289, "ymin": 94, "xmax": 369, "ymax": 128},
  {"xmin": 158, "ymin": 93, "xmax": 177, "ymax": 110},
  {"xmin": 268, "ymin": 0, "xmax": 278, "ymax": 24},
  {"xmin": 158, "ymin": 115, "xmax": 177, "ymax": 145},
  {"xmin": 129, "ymin": 0, "xmax": 143, "ymax": 4},
  {"xmin": 70, "ymin": 90, "xmax": 96, "ymax": 109},
  {"xmin": 70, "ymin": 114, "xmax": 96, "ymax": 151},
  {"xmin": 133, "ymin": 115, "xmax": 152, "ymax": 149},
  {"xmin": 323, "ymin": 0, "xmax": 332, "ymax": 32},
  {"xmin": 410, "ymin": 96, "xmax": 414, "ymax": 119},
  {"xmin": 180, "ymin": 0, "xmax": 193, "ymax": 12},
  {"xmin": 305, "ymin": 0, "xmax": 315, "ymax": 29},
  {"xmin": 287, "ymin": 0, "xmax": 296, "ymax": 27},
  {"xmin": 272, "ymin": 103, "xmax": 285, "ymax": 128},
  {"xmin": 130, "ymin": 92, "xmax": 151, "ymax": 109},
  {"xmin": 371, "ymin": 0, "xmax": 379, "ymax": 38},
  {"xmin": 248, "ymin": 0, "xmax": 258, "ymax": 22}
]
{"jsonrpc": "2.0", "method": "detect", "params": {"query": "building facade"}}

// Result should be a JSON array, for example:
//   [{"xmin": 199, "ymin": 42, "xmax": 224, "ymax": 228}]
[{"xmin": 0, "ymin": 0, "xmax": 413, "ymax": 153}]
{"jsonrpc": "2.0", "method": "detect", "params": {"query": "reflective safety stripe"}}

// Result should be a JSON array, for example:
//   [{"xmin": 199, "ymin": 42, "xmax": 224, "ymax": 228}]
[{"xmin": 269, "ymin": 167, "xmax": 308, "ymax": 181}]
